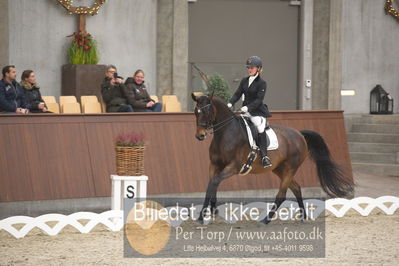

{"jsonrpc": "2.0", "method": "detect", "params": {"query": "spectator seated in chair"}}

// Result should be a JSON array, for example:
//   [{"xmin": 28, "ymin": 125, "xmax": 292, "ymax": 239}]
[
  {"xmin": 20, "ymin": 70, "xmax": 51, "ymax": 113},
  {"xmin": 125, "ymin": 69, "xmax": 162, "ymax": 112},
  {"xmin": 0, "ymin": 65, "xmax": 29, "ymax": 114},
  {"xmin": 101, "ymin": 65, "xmax": 134, "ymax": 113}
]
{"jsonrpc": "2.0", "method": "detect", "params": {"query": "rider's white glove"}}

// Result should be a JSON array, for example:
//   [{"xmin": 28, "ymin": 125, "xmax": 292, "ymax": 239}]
[
  {"xmin": 227, "ymin": 103, "xmax": 232, "ymax": 108},
  {"xmin": 241, "ymin": 106, "xmax": 248, "ymax": 113}
]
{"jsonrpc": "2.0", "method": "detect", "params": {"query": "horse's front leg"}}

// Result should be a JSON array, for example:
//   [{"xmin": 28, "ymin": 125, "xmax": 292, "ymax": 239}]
[
  {"xmin": 198, "ymin": 163, "xmax": 237, "ymax": 224},
  {"xmin": 208, "ymin": 164, "xmax": 219, "ymax": 217}
]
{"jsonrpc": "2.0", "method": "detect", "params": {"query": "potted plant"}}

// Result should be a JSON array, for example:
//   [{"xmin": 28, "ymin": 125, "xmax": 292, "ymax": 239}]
[
  {"xmin": 67, "ymin": 31, "xmax": 99, "ymax": 65},
  {"xmin": 115, "ymin": 132, "xmax": 146, "ymax": 176},
  {"xmin": 61, "ymin": 31, "xmax": 106, "ymax": 100},
  {"xmin": 58, "ymin": 0, "xmax": 108, "ymax": 100}
]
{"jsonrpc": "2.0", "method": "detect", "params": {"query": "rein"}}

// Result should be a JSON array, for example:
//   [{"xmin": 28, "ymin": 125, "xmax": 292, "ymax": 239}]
[{"xmin": 207, "ymin": 115, "xmax": 237, "ymax": 134}]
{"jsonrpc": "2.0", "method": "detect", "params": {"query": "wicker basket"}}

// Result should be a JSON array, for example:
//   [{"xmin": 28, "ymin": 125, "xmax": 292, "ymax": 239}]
[{"xmin": 115, "ymin": 145, "xmax": 145, "ymax": 176}]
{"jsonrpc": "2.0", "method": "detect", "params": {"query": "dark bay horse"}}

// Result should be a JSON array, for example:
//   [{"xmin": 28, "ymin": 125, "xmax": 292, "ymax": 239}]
[{"xmin": 192, "ymin": 93, "xmax": 354, "ymax": 224}]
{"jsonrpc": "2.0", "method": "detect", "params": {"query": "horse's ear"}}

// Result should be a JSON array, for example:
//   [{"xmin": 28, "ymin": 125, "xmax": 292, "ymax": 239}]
[
  {"xmin": 208, "ymin": 90, "xmax": 215, "ymax": 100},
  {"xmin": 191, "ymin": 92, "xmax": 197, "ymax": 102}
]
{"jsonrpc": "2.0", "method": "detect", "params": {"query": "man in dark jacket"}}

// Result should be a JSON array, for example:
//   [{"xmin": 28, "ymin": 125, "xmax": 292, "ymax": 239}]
[
  {"xmin": 101, "ymin": 65, "xmax": 134, "ymax": 112},
  {"xmin": 0, "ymin": 65, "xmax": 29, "ymax": 114}
]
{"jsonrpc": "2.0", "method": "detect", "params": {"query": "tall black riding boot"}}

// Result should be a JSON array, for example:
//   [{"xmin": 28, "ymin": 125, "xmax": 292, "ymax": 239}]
[{"xmin": 258, "ymin": 132, "xmax": 272, "ymax": 168}]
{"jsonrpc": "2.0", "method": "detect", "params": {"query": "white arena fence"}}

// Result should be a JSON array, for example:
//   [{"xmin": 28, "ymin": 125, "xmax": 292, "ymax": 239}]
[{"xmin": 0, "ymin": 196, "xmax": 398, "ymax": 239}]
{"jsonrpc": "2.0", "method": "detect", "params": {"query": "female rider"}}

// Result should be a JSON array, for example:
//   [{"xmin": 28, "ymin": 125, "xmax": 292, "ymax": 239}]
[{"xmin": 227, "ymin": 56, "xmax": 272, "ymax": 168}]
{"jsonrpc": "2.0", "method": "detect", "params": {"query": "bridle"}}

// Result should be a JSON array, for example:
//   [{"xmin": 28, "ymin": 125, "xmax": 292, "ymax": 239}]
[
  {"xmin": 195, "ymin": 103, "xmax": 212, "ymax": 128},
  {"xmin": 195, "ymin": 101, "xmax": 236, "ymax": 135}
]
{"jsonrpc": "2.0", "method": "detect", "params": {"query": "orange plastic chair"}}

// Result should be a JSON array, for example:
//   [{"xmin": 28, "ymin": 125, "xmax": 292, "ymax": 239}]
[
  {"xmin": 150, "ymin": 95, "xmax": 159, "ymax": 103},
  {"xmin": 59, "ymin": 96, "xmax": 77, "ymax": 105},
  {"xmin": 46, "ymin": 103, "xmax": 60, "ymax": 114},
  {"xmin": 61, "ymin": 102, "xmax": 81, "ymax": 114},
  {"xmin": 162, "ymin": 95, "xmax": 180, "ymax": 112},
  {"xmin": 164, "ymin": 101, "xmax": 182, "ymax": 112},
  {"xmin": 83, "ymin": 102, "xmax": 102, "ymax": 114},
  {"xmin": 42, "ymin": 96, "xmax": 57, "ymax": 104},
  {"xmin": 81, "ymin": 95, "xmax": 99, "ymax": 113}
]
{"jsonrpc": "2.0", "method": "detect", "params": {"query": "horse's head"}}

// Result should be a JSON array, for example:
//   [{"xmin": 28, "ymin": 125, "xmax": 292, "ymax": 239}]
[{"xmin": 191, "ymin": 92, "xmax": 215, "ymax": 141}]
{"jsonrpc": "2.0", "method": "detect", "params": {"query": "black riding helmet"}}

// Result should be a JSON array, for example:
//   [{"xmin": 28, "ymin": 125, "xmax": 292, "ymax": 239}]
[{"xmin": 246, "ymin": 56, "xmax": 262, "ymax": 68}]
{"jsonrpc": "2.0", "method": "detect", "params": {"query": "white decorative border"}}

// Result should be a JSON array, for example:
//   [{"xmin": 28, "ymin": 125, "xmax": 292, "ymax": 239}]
[
  {"xmin": 0, "ymin": 210, "xmax": 123, "ymax": 239},
  {"xmin": 0, "ymin": 196, "xmax": 398, "ymax": 239},
  {"xmin": 326, "ymin": 196, "xmax": 399, "ymax": 217}
]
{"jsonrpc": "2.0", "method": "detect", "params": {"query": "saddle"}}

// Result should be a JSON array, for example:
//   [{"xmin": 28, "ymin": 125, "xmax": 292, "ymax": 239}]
[
  {"xmin": 239, "ymin": 115, "xmax": 279, "ymax": 175},
  {"xmin": 239, "ymin": 115, "xmax": 278, "ymax": 151}
]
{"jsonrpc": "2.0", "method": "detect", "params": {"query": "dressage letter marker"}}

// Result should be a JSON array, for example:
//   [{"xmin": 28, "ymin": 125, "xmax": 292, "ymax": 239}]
[{"xmin": 111, "ymin": 175, "xmax": 148, "ymax": 211}]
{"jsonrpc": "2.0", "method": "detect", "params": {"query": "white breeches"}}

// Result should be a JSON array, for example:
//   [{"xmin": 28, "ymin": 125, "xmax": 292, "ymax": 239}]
[{"xmin": 250, "ymin": 116, "xmax": 267, "ymax": 133}]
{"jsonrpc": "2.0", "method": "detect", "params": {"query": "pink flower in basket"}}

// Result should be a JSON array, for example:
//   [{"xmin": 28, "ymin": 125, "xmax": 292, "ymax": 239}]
[{"xmin": 116, "ymin": 132, "xmax": 146, "ymax": 147}]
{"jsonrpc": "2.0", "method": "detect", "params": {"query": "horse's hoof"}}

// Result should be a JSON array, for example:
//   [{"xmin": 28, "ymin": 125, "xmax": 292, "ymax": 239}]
[
  {"xmin": 212, "ymin": 208, "xmax": 219, "ymax": 216},
  {"xmin": 197, "ymin": 216, "xmax": 205, "ymax": 225},
  {"xmin": 261, "ymin": 218, "xmax": 272, "ymax": 225}
]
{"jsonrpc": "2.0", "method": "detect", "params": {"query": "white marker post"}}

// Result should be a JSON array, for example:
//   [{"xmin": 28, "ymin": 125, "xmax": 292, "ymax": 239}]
[{"xmin": 110, "ymin": 175, "xmax": 148, "ymax": 211}]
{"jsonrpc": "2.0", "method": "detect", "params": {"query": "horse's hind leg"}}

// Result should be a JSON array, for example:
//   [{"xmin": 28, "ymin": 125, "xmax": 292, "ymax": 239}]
[
  {"xmin": 262, "ymin": 177, "xmax": 291, "ymax": 224},
  {"xmin": 289, "ymin": 180, "xmax": 307, "ymax": 220},
  {"xmin": 262, "ymin": 161, "xmax": 301, "ymax": 224}
]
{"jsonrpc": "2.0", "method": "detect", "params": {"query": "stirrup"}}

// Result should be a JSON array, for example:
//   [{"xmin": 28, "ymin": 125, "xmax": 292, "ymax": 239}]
[
  {"xmin": 261, "ymin": 156, "xmax": 272, "ymax": 168},
  {"xmin": 239, "ymin": 150, "xmax": 257, "ymax": 175}
]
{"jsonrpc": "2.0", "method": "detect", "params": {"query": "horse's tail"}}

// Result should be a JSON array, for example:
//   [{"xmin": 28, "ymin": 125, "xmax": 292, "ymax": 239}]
[{"xmin": 300, "ymin": 130, "xmax": 354, "ymax": 198}]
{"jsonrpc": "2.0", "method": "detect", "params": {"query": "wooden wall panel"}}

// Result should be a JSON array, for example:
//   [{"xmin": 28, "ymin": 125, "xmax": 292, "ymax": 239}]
[
  {"xmin": 0, "ymin": 111, "xmax": 352, "ymax": 202},
  {"xmin": 0, "ymin": 117, "xmax": 96, "ymax": 201},
  {"xmin": 83, "ymin": 114, "xmax": 212, "ymax": 196}
]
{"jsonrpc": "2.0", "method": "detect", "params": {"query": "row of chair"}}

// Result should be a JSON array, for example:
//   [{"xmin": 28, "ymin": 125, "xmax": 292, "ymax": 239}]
[
  {"xmin": 41, "ymin": 95, "xmax": 182, "ymax": 114},
  {"xmin": 41, "ymin": 96, "xmax": 101, "ymax": 114}
]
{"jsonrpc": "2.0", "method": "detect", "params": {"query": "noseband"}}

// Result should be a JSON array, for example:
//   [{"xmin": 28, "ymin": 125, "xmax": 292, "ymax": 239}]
[{"xmin": 196, "ymin": 103, "xmax": 213, "ymax": 128}]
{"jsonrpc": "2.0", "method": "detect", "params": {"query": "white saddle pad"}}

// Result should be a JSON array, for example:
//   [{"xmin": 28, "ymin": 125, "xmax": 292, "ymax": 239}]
[{"xmin": 241, "ymin": 115, "xmax": 279, "ymax": 151}]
